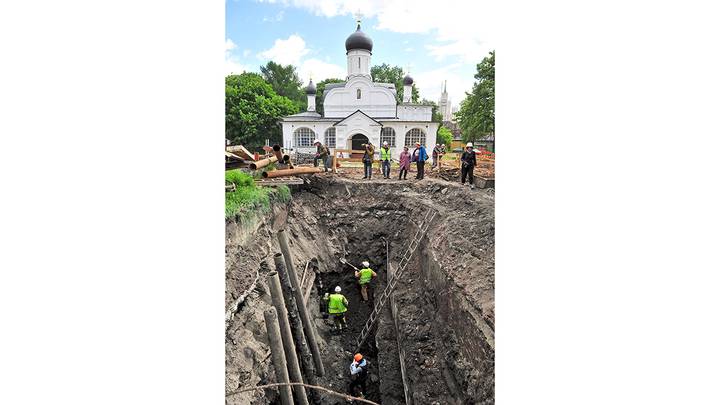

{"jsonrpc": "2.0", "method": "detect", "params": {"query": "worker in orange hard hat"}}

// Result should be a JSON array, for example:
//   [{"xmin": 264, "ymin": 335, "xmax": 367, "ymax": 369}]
[{"xmin": 349, "ymin": 353, "xmax": 369, "ymax": 398}]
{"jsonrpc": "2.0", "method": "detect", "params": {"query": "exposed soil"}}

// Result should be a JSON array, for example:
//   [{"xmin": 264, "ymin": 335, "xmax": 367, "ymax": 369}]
[{"xmin": 226, "ymin": 174, "xmax": 494, "ymax": 404}]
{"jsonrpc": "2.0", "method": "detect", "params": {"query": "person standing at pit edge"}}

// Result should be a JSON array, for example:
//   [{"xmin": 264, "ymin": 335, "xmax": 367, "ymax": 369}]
[
  {"xmin": 362, "ymin": 142, "xmax": 375, "ymax": 180},
  {"xmin": 412, "ymin": 142, "xmax": 428, "ymax": 180},
  {"xmin": 349, "ymin": 353, "xmax": 369, "ymax": 399},
  {"xmin": 324, "ymin": 286, "xmax": 348, "ymax": 332},
  {"xmin": 380, "ymin": 141, "xmax": 392, "ymax": 179},
  {"xmin": 398, "ymin": 146, "xmax": 411, "ymax": 180},
  {"xmin": 461, "ymin": 142, "xmax": 477, "ymax": 189},
  {"xmin": 355, "ymin": 261, "xmax": 377, "ymax": 302},
  {"xmin": 313, "ymin": 139, "xmax": 330, "ymax": 172}
]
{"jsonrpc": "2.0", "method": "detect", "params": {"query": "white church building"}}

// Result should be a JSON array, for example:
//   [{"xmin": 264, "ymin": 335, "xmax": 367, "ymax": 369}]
[{"xmin": 281, "ymin": 22, "xmax": 439, "ymax": 160}]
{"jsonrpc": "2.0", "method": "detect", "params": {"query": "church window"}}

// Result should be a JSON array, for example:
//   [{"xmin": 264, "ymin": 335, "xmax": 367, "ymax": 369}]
[
  {"xmin": 357, "ymin": 89, "xmax": 361, "ymax": 99},
  {"xmin": 380, "ymin": 127, "xmax": 396, "ymax": 147},
  {"xmin": 324, "ymin": 127, "xmax": 336, "ymax": 148},
  {"xmin": 358, "ymin": 57, "xmax": 361, "ymax": 69},
  {"xmin": 404, "ymin": 128, "xmax": 427, "ymax": 147},
  {"xmin": 293, "ymin": 127, "xmax": 315, "ymax": 147}
]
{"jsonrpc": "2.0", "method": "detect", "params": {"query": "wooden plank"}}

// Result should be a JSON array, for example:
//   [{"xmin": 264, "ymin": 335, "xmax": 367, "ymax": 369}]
[
  {"xmin": 226, "ymin": 145, "xmax": 256, "ymax": 161},
  {"xmin": 302, "ymin": 270, "xmax": 316, "ymax": 306},
  {"xmin": 225, "ymin": 151, "xmax": 243, "ymax": 160}
]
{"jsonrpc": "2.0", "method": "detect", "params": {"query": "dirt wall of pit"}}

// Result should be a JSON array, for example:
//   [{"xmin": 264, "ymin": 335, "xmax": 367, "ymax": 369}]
[{"xmin": 225, "ymin": 176, "xmax": 494, "ymax": 404}]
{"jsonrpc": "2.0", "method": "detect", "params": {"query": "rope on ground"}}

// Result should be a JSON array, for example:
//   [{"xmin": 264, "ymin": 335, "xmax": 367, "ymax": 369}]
[{"xmin": 226, "ymin": 382, "xmax": 379, "ymax": 405}]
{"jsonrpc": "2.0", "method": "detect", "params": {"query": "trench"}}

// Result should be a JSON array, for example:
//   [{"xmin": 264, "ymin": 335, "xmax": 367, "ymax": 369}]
[{"xmin": 226, "ymin": 176, "xmax": 495, "ymax": 404}]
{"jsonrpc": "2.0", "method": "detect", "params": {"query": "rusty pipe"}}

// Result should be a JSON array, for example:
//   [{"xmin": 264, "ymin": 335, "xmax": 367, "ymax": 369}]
[
  {"xmin": 263, "ymin": 167, "xmax": 322, "ymax": 178},
  {"xmin": 249, "ymin": 156, "xmax": 278, "ymax": 170},
  {"xmin": 273, "ymin": 144, "xmax": 283, "ymax": 161},
  {"xmin": 264, "ymin": 307, "xmax": 294, "ymax": 405},
  {"xmin": 277, "ymin": 231, "xmax": 325, "ymax": 377},
  {"xmin": 268, "ymin": 271, "xmax": 309, "ymax": 405}
]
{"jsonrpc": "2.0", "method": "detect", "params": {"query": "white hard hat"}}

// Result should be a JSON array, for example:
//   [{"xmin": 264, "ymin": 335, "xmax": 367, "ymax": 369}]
[
  {"xmin": 314, "ymin": 139, "xmax": 321, "ymax": 144},
  {"xmin": 335, "ymin": 286, "xmax": 341, "ymax": 293},
  {"xmin": 466, "ymin": 142, "xmax": 473, "ymax": 147},
  {"xmin": 383, "ymin": 141, "xmax": 388, "ymax": 146},
  {"xmin": 362, "ymin": 261, "xmax": 370, "ymax": 267}
]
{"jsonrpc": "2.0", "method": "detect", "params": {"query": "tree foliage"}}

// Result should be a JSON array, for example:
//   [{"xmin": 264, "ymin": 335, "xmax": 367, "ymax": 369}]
[
  {"xmin": 225, "ymin": 73, "xmax": 299, "ymax": 149},
  {"xmin": 456, "ymin": 50, "xmax": 495, "ymax": 143},
  {"xmin": 315, "ymin": 78, "xmax": 345, "ymax": 115},
  {"xmin": 437, "ymin": 126, "xmax": 453, "ymax": 147},
  {"xmin": 420, "ymin": 99, "xmax": 443, "ymax": 122},
  {"xmin": 260, "ymin": 61, "xmax": 306, "ymax": 110},
  {"xmin": 371, "ymin": 63, "xmax": 419, "ymax": 103}
]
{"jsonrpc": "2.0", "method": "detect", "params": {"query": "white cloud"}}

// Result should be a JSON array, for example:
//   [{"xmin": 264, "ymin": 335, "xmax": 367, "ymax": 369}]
[
  {"xmin": 404, "ymin": 47, "xmax": 414, "ymax": 52},
  {"xmin": 225, "ymin": 38, "xmax": 250, "ymax": 75},
  {"xmin": 242, "ymin": 49, "xmax": 252, "ymax": 58},
  {"xmin": 257, "ymin": 34, "xmax": 309, "ymax": 65},
  {"xmin": 226, "ymin": 59, "xmax": 250, "ymax": 75},
  {"xmin": 259, "ymin": 0, "xmax": 496, "ymax": 63},
  {"xmin": 225, "ymin": 38, "xmax": 237, "ymax": 52},
  {"xmin": 262, "ymin": 10, "xmax": 284, "ymax": 22},
  {"xmin": 253, "ymin": 34, "xmax": 345, "ymax": 82},
  {"xmin": 298, "ymin": 58, "xmax": 346, "ymax": 82},
  {"xmin": 414, "ymin": 63, "xmax": 475, "ymax": 107}
]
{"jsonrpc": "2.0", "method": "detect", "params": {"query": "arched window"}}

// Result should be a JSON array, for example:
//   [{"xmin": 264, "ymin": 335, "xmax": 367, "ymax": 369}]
[
  {"xmin": 324, "ymin": 127, "xmax": 336, "ymax": 148},
  {"xmin": 293, "ymin": 127, "xmax": 315, "ymax": 148},
  {"xmin": 380, "ymin": 127, "xmax": 396, "ymax": 147},
  {"xmin": 357, "ymin": 89, "xmax": 361, "ymax": 99},
  {"xmin": 404, "ymin": 128, "xmax": 426, "ymax": 147},
  {"xmin": 358, "ymin": 57, "xmax": 361, "ymax": 69}
]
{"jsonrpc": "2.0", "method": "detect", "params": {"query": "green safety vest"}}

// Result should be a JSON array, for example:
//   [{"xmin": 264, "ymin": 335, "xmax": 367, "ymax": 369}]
[
  {"xmin": 328, "ymin": 293, "xmax": 347, "ymax": 314},
  {"xmin": 358, "ymin": 268, "xmax": 375, "ymax": 285},
  {"xmin": 380, "ymin": 147, "xmax": 391, "ymax": 161}
]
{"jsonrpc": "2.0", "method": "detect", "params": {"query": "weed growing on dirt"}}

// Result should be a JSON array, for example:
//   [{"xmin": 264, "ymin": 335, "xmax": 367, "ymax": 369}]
[{"xmin": 225, "ymin": 170, "xmax": 291, "ymax": 219}]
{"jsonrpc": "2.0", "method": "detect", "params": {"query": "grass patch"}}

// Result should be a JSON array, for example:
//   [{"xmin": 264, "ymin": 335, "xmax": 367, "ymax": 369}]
[{"xmin": 225, "ymin": 169, "xmax": 292, "ymax": 219}]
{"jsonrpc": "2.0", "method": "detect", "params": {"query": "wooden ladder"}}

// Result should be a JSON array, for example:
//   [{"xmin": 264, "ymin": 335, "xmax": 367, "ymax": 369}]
[{"xmin": 354, "ymin": 208, "xmax": 437, "ymax": 351}]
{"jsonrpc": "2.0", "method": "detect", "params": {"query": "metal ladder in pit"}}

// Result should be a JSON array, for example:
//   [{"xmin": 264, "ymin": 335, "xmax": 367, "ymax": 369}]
[{"xmin": 355, "ymin": 208, "xmax": 437, "ymax": 350}]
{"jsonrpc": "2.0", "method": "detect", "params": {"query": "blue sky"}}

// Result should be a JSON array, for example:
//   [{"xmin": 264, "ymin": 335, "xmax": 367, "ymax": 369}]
[{"xmin": 225, "ymin": 0, "xmax": 494, "ymax": 107}]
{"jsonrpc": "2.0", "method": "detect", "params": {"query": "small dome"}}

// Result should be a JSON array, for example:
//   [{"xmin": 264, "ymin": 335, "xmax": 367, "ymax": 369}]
[
  {"xmin": 345, "ymin": 23, "xmax": 373, "ymax": 52},
  {"xmin": 403, "ymin": 74, "xmax": 414, "ymax": 85},
  {"xmin": 305, "ymin": 79, "xmax": 316, "ymax": 95}
]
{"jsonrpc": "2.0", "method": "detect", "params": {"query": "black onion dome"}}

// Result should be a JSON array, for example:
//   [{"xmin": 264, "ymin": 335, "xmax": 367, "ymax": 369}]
[
  {"xmin": 345, "ymin": 23, "xmax": 373, "ymax": 52},
  {"xmin": 403, "ymin": 74, "xmax": 414, "ymax": 85},
  {"xmin": 305, "ymin": 79, "xmax": 316, "ymax": 95}
]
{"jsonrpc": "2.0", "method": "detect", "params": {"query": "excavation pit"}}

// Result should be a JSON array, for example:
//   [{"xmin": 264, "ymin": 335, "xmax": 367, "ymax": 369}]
[{"xmin": 226, "ymin": 176, "xmax": 494, "ymax": 404}]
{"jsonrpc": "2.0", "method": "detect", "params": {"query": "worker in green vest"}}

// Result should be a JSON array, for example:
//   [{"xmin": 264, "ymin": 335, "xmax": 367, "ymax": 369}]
[
  {"xmin": 324, "ymin": 286, "xmax": 349, "ymax": 332},
  {"xmin": 380, "ymin": 141, "xmax": 392, "ymax": 179},
  {"xmin": 355, "ymin": 261, "xmax": 377, "ymax": 302}
]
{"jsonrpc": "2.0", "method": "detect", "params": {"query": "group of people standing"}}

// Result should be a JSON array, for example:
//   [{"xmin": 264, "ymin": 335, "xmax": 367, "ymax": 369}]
[
  {"xmin": 365, "ymin": 141, "xmax": 429, "ymax": 180},
  {"xmin": 322, "ymin": 259, "xmax": 378, "ymax": 399},
  {"xmin": 313, "ymin": 139, "xmax": 480, "ymax": 187}
]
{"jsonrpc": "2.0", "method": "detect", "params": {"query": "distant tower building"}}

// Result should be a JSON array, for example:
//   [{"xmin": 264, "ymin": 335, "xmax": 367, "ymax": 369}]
[{"xmin": 438, "ymin": 80, "xmax": 452, "ymax": 121}]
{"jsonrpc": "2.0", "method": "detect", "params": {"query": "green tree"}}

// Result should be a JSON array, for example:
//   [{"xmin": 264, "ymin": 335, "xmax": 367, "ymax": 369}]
[
  {"xmin": 315, "ymin": 78, "xmax": 345, "ymax": 115},
  {"xmin": 456, "ymin": 50, "xmax": 495, "ymax": 143},
  {"xmin": 260, "ymin": 61, "xmax": 306, "ymax": 110},
  {"xmin": 371, "ymin": 63, "xmax": 419, "ymax": 103},
  {"xmin": 437, "ymin": 126, "xmax": 453, "ymax": 147},
  {"xmin": 225, "ymin": 73, "xmax": 299, "ymax": 148}
]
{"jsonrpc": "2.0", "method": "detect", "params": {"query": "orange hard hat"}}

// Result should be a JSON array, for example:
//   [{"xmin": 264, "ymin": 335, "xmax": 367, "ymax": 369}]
[{"xmin": 354, "ymin": 353, "xmax": 363, "ymax": 362}]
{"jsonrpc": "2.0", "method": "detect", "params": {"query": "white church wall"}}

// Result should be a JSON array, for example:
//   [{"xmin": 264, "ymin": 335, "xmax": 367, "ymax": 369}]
[
  {"xmin": 324, "ymin": 77, "xmax": 396, "ymax": 118},
  {"xmin": 283, "ymin": 122, "xmax": 337, "ymax": 153},
  {"xmin": 346, "ymin": 49, "xmax": 371, "ymax": 77},
  {"xmin": 397, "ymin": 105, "xmax": 432, "ymax": 121}
]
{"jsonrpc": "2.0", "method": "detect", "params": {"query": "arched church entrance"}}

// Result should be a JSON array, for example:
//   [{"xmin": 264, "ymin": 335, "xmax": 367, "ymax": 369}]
[{"xmin": 351, "ymin": 133, "xmax": 369, "ymax": 158}]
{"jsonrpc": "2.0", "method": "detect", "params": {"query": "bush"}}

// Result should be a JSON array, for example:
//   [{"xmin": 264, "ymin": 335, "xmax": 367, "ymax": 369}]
[{"xmin": 225, "ymin": 170, "xmax": 254, "ymax": 187}]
